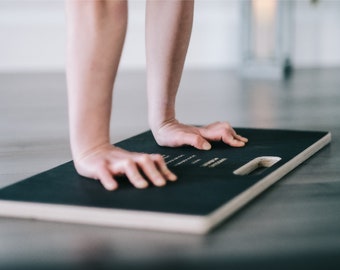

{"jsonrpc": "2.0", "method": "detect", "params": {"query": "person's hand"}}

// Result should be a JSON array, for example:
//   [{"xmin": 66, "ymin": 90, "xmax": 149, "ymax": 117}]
[
  {"xmin": 73, "ymin": 144, "xmax": 177, "ymax": 191},
  {"xmin": 152, "ymin": 120, "xmax": 248, "ymax": 150}
]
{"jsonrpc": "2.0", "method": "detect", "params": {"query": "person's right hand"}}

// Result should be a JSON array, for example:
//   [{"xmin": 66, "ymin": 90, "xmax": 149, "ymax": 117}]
[{"xmin": 73, "ymin": 144, "xmax": 177, "ymax": 191}]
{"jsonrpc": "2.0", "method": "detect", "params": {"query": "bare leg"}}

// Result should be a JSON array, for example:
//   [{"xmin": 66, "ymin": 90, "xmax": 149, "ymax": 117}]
[{"xmin": 66, "ymin": 0, "xmax": 176, "ymax": 190}]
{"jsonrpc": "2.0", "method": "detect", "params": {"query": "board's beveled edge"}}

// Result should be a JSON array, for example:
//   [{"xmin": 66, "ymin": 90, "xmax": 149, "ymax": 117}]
[
  {"xmin": 0, "ymin": 199, "xmax": 210, "ymax": 235},
  {"xmin": 205, "ymin": 131, "xmax": 332, "ymax": 232}
]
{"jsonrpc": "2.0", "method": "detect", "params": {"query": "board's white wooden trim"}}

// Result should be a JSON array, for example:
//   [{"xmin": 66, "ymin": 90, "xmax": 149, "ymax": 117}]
[
  {"xmin": 0, "ymin": 200, "xmax": 209, "ymax": 234},
  {"xmin": 206, "ymin": 132, "xmax": 332, "ymax": 231}
]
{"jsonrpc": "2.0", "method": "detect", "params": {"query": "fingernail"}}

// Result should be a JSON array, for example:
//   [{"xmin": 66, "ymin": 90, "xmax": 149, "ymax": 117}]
[
  {"xmin": 107, "ymin": 183, "xmax": 118, "ymax": 191},
  {"xmin": 155, "ymin": 179, "xmax": 166, "ymax": 187},
  {"xmin": 169, "ymin": 173, "xmax": 177, "ymax": 181},
  {"xmin": 136, "ymin": 180, "xmax": 148, "ymax": 189},
  {"xmin": 202, "ymin": 142, "xmax": 211, "ymax": 150}
]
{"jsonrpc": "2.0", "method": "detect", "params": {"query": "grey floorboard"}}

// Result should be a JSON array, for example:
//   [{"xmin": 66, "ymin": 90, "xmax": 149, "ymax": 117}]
[{"xmin": 0, "ymin": 68, "xmax": 339, "ymax": 269}]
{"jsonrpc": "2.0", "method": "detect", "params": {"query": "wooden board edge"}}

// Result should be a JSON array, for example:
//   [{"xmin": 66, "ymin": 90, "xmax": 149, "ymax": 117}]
[
  {"xmin": 206, "ymin": 131, "xmax": 332, "ymax": 232},
  {"xmin": 0, "ymin": 200, "xmax": 210, "ymax": 235}
]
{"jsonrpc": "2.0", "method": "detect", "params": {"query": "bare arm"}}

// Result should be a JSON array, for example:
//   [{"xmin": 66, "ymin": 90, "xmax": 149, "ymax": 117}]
[
  {"xmin": 66, "ymin": 0, "xmax": 126, "ymax": 160},
  {"xmin": 66, "ymin": 0, "xmax": 176, "ymax": 190},
  {"xmin": 66, "ymin": 0, "xmax": 246, "ymax": 191},
  {"xmin": 146, "ymin": 0, "xmax": 193, "ymax": 130},
  {"xmin": 146, "ymin": 0, "xmax": 248, "ymax": 150}
]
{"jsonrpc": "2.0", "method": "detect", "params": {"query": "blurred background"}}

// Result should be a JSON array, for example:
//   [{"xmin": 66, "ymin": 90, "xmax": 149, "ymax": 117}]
[
  {"xmin": 1, "ymin": 1, "xmax": 340, "ymax": 269},
  {"xmin": 1, "ymin": 0, "xmax": 339, "ymax": 74}
]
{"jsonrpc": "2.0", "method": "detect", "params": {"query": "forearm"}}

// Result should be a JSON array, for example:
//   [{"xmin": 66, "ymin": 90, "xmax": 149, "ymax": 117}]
[
  {"xmin": 146, "ymin": 0, "xmax": 194, "ymax": 130},
  {"xmin": 65, "ymin": 1, "xmax": 127, "ymax": 159}
]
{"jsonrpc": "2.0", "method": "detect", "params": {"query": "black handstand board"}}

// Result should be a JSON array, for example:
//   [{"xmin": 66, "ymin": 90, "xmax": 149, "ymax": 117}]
[{"xmin": 0, "ymin": 128, "xmax": 331, "ymax": 234}]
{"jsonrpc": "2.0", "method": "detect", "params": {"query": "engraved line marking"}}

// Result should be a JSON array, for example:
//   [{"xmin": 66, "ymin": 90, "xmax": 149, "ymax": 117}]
[
  {"xmin": 201, "ymin": 158, "xmax": 219, "ymax": 167},
  {"xmin": 174, "ymin": 155, "xmax": 196, "ymax": 166},
  {"xmin": 191, "ymin": 159, "xmax": 201, "ymax": 164},
  {"xmin": 162, "ymin": 155, "xmax": 170, "ymax": 160},
  {"xmin": 209, "ymin": 158, "xmax": 227, "ymax": 168},
  {"xmin": 166, "ymin": 154, "xmax": 185, "ymax": 165}
]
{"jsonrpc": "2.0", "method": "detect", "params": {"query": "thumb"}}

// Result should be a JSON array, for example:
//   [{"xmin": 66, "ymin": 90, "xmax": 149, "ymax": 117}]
[{"xmin": 184, "ymin": 133, "xmax": 211, "ymax": 150}]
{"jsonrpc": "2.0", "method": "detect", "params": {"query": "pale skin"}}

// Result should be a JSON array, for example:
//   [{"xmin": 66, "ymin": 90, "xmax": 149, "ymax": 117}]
[{"xmin": 65, "ymin": 0, "xmax": 248, "ymax": 191}]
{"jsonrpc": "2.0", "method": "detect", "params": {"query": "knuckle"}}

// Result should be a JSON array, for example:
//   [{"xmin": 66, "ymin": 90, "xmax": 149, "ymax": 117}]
[
  {"xmin": 151, "ymin": 154, "xmax": 163, "ymax": 162},
  {"xmin": 122, "ymin": 158, "xmax": 135, "ymax": 168},
  {"xmin": 139, "ymin": 154, "xmax": 151, "ymax": 163},
  {"xmin": 221, "ymin": 123, "xmax": 232, "ymax": 132},
  {"xmin": 94, "ymin": 160, "xmax": 107, "ymax": 170}
]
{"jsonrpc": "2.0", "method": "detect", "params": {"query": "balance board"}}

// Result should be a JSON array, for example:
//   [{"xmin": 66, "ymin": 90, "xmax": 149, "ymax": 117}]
[{"xmin": 0, "ymin": 128, "xmax": 331, "ymax": 234}]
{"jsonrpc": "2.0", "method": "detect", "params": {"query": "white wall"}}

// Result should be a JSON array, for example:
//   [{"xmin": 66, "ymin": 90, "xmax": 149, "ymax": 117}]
[
  {"xmin": 0, "ymin": 1, "xmax": 67, "ymax": 72},
  {"xmin": 0, "ymin": 0, "xmax": 339, "ymax": 72},
  {"xmin": 121, "ymin": 0, "xmax": 241, "ymax": 70},
  {"xmin": 293, "ymin": 0, "xmax": 340, "ymax": 67}
]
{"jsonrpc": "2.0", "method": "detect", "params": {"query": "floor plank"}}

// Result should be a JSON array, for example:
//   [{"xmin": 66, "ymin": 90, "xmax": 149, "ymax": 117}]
[{"xmin": 1, "ymin": 68, "xmax": 339, "ymax": 269}]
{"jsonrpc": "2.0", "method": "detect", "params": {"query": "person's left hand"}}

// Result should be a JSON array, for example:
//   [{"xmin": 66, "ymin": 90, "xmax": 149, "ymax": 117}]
[{"xmin": 152, "ymin": 119, "xmax": 248, "ymax": 150}]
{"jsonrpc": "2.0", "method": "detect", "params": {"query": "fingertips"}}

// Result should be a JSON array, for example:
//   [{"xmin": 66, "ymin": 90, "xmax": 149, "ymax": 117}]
[
  {"xmin": 110, "ymin": 158, "xmax": 150, "ymax": 189},
  {"xmin": 92, "ymin": 150, "xmax": 182, "ymax": 190},
  {"xmin": 192, "ymin": 135, "xmax": 211, "ymax": 150},
  {"xmin": 97, "ymin": 169, "xmax": 118, "ymax": 191},
  {"xmin": 202, "ymin": 141, "xmax": 212, "ymax": 150},
  {"xmin": 231, "ymin": 136, "xmax": 249, "ymax": 147},
  {"xmin": 227, "ymin": 126, "xmax": 248, "ymax": 145},
  {"xmin": 235, "ymin": 134, "xmax": 248, "ymax": 143},
  {"xmin": 123, "ymin": 161, "xmax": 149, "ymax": 189},
  {"xmin": 232, "ymin": 139, "xmax": 246, "ymax": 147},
  {"xmin": 136, "ymin": 154, "xmax": 167, "ymax": 187},
  {"xmin": 166, "ymin": 170, "xmax": 178, "ymax": 181},
  {"xmin": 222, "ymin": 135, "xmax": 247, "ymax": 148},
  {"xmin": 152, "ymin": 154, "xmax": 177, "ymax": 182},
  {"xmin": 134, "ymin": 179, "xmax": 149, "ymax": 189}
]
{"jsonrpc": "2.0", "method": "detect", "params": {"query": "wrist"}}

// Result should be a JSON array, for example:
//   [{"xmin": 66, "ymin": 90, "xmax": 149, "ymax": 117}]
[
  {"xmin": 149, "ymin": 115, "xmax": 178, "ymax": 133},
  {"xmin": 147, "ymin": 89, "xmax": 176, "ymax": 132},
  {"xmin": 68, "ymin": 110, "xmax": 111, "ymax": 161},
  {"xmin": 69, "ymin": 126, "xmax": 111, "ymax": 161},
  {"xmin": 71, "ymin": 140, "xmax": 112, "ymax": 162}
]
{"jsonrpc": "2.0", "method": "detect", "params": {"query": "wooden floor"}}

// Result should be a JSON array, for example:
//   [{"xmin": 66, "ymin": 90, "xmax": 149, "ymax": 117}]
[{"xmin": 1, "ymin": 69, "xmax": 340, "ymax": 269}]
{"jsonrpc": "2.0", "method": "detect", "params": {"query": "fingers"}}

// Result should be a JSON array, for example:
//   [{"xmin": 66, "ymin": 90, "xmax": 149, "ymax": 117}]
[
  {"xmin": 96, "ymin": 165, "xmax": 119, "ymax": 191},
  {"xmin": 200, "ymin": 121, "xmax": 248, "ymax": 148},
  {"xmin": 120, "ymin": 159, "xmax": 149, "ymax": 189},
  {"xmin": 150, "ymin": 154, "xmax": 177, "ymax": 181},
  {"xmin": 108, "ymin": 154, "xmax": 177, "ymax": 189},
  {"xmin": 75, "ymin": 145, "xmax": 177, "ymax": 191},
  {"xmin": 234, "ymin": 133, "xmax": 248, "ymax": 144},
  {"xmin": 223, "ymin": 129, "xmax": 247, "ymax": 147},
  {"xmin": 180, "ymin": 132, "xmax": 212, "ymax": 151},
  {"xmin": 227, "ymin": 127, "xmax": 248, "ymax": 147},
  {"xmin": 155, "ymin": 120, "xmax": 248, "ymax": 150},
  {"xmin": 226, "ymin": 136, "xmax": 246, "ymax": 147},
  {"xmin": 135, "ymin": 154, "xmax": 166, "ymax": 187}
]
